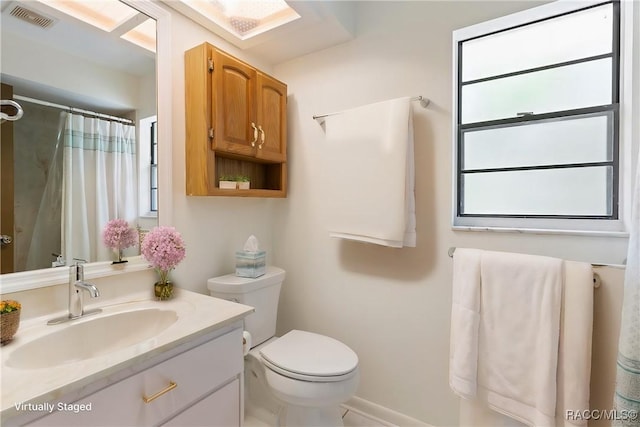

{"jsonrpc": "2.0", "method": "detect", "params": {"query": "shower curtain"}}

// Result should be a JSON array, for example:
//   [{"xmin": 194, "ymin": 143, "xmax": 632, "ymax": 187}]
[
  {"xmin": 614, "ymin": 148, "xmax": 640, "ymax": 425},
  {"xmin": 62, "ymin": 113, "xmax": 138, "ymax": 264}
]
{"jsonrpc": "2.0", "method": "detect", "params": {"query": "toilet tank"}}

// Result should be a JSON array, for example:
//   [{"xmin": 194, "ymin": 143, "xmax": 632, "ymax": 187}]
[{"xmin": 207, "ymin": 266, "xmax": 285, "ymax": 347}]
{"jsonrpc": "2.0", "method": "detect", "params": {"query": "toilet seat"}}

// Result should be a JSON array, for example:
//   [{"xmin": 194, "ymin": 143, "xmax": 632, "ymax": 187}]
[{"xmin": 259, "ymin": 330, "xmax": 358, "ymax": 382}]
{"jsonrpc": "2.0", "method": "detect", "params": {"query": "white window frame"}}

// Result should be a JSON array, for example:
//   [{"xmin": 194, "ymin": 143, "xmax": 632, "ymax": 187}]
[
  {"xmin": 138, "ymin": 115, "xmax": 158, "ymax": 219},
  {"xmin": 451, "ymin": 0, "xmax": 639, "ymax": 236}
]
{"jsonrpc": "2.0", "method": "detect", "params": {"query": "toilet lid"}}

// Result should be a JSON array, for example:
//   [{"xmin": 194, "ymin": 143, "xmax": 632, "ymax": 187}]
[{"xmin": 259, "ymin": 330, "xmax": 358, "ymax": 378}]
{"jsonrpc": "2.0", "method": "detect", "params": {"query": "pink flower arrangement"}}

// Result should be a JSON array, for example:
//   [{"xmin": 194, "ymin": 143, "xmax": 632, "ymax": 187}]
[
  {"xmin": 102, "ymin": 219, "xmax": 138, "ymax": 261},
  {"xmin": 141, "ymin": 226, "xmax": 186, "ymax": 284}
]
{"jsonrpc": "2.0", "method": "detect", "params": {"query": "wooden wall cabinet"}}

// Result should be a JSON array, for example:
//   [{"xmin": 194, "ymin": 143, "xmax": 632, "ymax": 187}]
[{"xmin": 185, "ymin": 43, "xmax": 287, "ymax": 197}]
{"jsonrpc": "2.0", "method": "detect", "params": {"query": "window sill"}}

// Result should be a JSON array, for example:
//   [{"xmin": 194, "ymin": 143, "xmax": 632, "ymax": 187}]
[{"xmin": 452, "ymin": 224, "xmax": 629, "ymax": 238}]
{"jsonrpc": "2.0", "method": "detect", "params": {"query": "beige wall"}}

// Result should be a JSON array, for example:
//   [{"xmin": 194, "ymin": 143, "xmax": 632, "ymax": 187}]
[
  {"xmin": 269, "ymin": 1, "xmax": 630, "ymax": 425},
  {"xmin": 165, "ymin": 8, "xmax": 281, "ymax": 296}
]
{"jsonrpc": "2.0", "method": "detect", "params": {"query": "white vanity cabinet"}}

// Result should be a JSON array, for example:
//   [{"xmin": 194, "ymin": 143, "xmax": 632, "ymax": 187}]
[{"xmin": 28, "ymin": 327, "xmax": 243, "ymax": 426}]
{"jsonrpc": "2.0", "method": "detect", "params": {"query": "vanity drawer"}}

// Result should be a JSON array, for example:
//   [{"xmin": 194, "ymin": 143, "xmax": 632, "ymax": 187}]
[
  {"xmin": 31, "ymin": 328, "xmax": 243, "ymax": 426},
  {"xmin": 162, "ymin": 378, "xmax": 240, "ymax": 426}
]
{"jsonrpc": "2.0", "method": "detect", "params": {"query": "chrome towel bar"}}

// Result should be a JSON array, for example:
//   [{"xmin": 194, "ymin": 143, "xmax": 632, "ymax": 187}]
[
  {"xmin": 312, "ymin": 95, "xmax": 429, "ymax": 121},
  {"xmin": 447, "ymin": 247, "xmax": 602, "ymax": 288}
]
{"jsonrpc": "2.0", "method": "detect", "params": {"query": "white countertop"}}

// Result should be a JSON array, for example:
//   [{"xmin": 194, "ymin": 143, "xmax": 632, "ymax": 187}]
[{"xmin": 0, "ymin": 289, "xmax": 253, "ymax": 420}]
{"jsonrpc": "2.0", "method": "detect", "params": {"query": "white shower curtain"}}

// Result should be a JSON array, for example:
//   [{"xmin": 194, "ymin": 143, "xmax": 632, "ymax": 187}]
[
  {"xmin": 614, "ymin": 148, "xmax": 640, "ymax": 425},
  {"xmin": 62, "ymin": 113, "xmax": 138, "ymax": 264}
]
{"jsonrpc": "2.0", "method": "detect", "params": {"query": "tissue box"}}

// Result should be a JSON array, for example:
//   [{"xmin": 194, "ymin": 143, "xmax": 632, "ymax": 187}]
[{"xmin": 235, "ymin": 250, "xmax": 266, "ymax": 278}]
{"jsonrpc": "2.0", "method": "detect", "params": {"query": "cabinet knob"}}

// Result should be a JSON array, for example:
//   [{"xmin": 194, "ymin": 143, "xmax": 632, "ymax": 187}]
[
  {"xmin": 258, "ymin": 125, "xmax": 265, "ymax": 149},
  {"xmin": 251, "ymin": 123, "xmax": 259, "ymax": 147}
]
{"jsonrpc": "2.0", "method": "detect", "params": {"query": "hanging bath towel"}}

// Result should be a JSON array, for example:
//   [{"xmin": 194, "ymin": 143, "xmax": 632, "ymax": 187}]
[{"xmin": 322, "ymin": 97, "xmax": 416, "ymax": 248}]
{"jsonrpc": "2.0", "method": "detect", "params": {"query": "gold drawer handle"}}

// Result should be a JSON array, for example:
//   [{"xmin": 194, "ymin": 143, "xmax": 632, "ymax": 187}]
[{"xmin": 143, "ymin": 381, "xmax": 177, "ymax": 403}]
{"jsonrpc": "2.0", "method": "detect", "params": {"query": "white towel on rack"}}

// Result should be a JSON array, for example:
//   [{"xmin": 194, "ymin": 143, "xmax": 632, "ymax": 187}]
[
  {"xmin": 450, "ymin": 249, "xmax": 564, "ymax": 427},
  {"xmin": 323, "ymin": 97, "xmax": 416, "ymax": 248},
  {"xmin": 455, "ymin": 258, "xmax": 594, "ymax": 427}
]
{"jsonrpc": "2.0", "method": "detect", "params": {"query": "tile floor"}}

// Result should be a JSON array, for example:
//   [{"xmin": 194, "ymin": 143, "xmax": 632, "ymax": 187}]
[
  {"xmin": 341, "ymin": 407, "xmax": 398, "ymax": 427},
  {"xmin": 244, "ymin": 406, "xmax": 397, "ymax": 427}
]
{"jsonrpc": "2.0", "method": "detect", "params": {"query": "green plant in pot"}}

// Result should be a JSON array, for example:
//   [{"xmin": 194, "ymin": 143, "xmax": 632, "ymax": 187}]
[
  {"xmin": 236, "ymin": 175, "xmax": 251, "ymax": 190},
  {"xmin": 1, "ymin": 300, "xmax": 21, "ymax": 344},
  {"xmin": 219, "ymin": 175, "xmax": 237, "ymax": 190}
]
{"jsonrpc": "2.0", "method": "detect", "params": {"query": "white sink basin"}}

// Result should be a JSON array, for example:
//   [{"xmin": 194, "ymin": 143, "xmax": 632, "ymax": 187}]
[{"xmin": 6, "ymin": 308, "xmax": 178, "ymax": 369}]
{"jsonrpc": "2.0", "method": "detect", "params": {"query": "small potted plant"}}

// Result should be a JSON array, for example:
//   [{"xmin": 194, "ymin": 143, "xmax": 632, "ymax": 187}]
[
  {"xmin": 1, "ymin": 300, "xmax": 21, "ymax": 344},
  {"xmin": 102, "ymin": 219, "xmax": 138, "ymax": 264},
  {"xmin": 219, "ymin": 175, "xmax": 237, "ymax": 190},
  {"xmin": 141, "ymin": 226, "xmax": 186, "ymax": 300},
  {"xmin": 237, "ymin": 175, "xmax": 251, "ymax": 190}
]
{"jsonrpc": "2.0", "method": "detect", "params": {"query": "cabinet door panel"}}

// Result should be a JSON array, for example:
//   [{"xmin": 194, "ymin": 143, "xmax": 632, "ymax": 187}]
[
  {"xmin": 162, "ymin": 379, "xmax": 240, "ymax": 427},
  {"xmin": 256, "ymin": 73, "xmax": 287, "ymax": 163},
  {"xmin": 213, "ymin": 50, "xmax": 256, "ymax": 157}
]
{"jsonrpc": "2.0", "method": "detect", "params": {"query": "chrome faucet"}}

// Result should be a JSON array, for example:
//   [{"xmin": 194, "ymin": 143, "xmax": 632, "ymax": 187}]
[{"xmin": 48, "ymin": 260, "xmax": 102, "ymax": 325}]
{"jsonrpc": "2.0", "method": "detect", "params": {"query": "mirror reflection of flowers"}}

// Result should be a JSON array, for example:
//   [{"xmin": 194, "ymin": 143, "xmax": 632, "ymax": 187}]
[
  {"xmin": 102, "ymin": 219, "xmax": 138, "ymax": 263},
  {"xmin": 141, "ymin": 226, "xmax": 186, "ymax": 300}
]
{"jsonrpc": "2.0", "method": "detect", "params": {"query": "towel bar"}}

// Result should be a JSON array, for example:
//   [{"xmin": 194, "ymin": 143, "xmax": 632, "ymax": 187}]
[
  {"xmin": 447, "ymin": 247, "xmax": 602, "ymax": 288},
  {"xmin": 312, "ymin": 96, "xmax": 429, "ymax": 121}
]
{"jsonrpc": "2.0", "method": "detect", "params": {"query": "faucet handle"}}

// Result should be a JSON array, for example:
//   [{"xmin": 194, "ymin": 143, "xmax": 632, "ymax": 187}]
[{"xmin": 71, "ymin": 258, "xmax": 87, "ymax": 281}]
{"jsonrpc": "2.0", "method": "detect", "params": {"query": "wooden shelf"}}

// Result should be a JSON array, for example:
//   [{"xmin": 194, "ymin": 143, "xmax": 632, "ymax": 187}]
[{"xmin": 207, "ymin": 189, "xmax": 287, "ymax": 198}]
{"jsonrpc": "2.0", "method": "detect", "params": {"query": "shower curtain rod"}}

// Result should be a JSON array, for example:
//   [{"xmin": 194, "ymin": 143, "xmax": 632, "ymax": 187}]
[
  {"xmin": 13, "ymin": 95, "xmax": 134, "ymax": 124},
  {"xmin": 447, "ymin": 247, "xmax": 603, "ymax": 288},
  {"xmin": 312, "ymin": 95, "xmax": 430, "ymax": 121}
]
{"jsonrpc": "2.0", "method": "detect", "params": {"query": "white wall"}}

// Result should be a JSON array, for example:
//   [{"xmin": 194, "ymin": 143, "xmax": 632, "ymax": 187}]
[
  {"xmin": 165, "ymin": 8, "xmax": 282, "ymax": 296},
  {"xmin": 271, "ymin": 1, "xmax": 629, "ymax": 425},
  {"xmin": 1, "ymin": 31, "xmax": 141, "ymax": 112}
]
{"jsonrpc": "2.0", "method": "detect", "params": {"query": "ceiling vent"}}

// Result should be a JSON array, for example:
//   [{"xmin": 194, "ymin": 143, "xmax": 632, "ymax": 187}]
[{"xmin": 8, "ymin": 4, "xmax": 57, "ymax": 29}]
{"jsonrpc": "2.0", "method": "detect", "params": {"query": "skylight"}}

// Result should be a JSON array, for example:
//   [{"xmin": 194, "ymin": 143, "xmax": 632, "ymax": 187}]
[
  {"xmin": 36, "ymin": 0, "xmax": 156, "ymax": 53},
  {"xmin": 42, "ymin": 0, "xmax": 139, "ymax": 32},
  {"xmin": 178, "ymin": 0, "xmax": 300, "ymax": 40},
  {"xmin": 121, "ymin": 18, "xmax": 156, "ymax": 53}
]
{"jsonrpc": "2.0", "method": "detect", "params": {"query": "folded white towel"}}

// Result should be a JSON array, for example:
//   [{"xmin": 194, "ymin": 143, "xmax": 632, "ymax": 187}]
[
  {"xmin": 556, "ymin": 261, "xmax": 593, "ymax": 427},
  {"xmin": 450, "ymin": 248, "xmax": 482, "ymax": 398},
  {"xmin": 450, "ymin": 249, "xmax": 564, "ymax": 427},
  {"xmin": 324, "ymin": 97, "xmax": 416, "ymax": 248}
]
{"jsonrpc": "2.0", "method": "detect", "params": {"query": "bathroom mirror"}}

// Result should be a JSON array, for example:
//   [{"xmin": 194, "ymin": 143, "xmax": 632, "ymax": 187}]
[{"xmin": 0, "ymin": 0, "xmax": 172, "ymax": 292}]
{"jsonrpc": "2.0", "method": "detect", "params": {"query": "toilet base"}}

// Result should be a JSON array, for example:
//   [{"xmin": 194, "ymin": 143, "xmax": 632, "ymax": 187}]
[{"xmin": 245, "ymin": 338, "xmax": 357, "ymax": 427}]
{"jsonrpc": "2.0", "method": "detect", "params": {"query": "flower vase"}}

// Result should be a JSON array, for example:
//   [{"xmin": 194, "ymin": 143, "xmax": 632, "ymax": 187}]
[
  {"xmin": 112, "ymin": 249, "xmax": 128, "ymax": 264},
  {"xmin": 154, "ymin": 281, "xmax": 173, "ymax": 301},
  {"xmin": 1, "ymin": 309, "xmax": 21, "ymax": 344}
]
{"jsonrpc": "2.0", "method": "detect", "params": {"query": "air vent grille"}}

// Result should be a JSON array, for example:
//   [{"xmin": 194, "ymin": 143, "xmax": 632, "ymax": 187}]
[{"xmin": 9, "ymin": 5, "xmax": 55, "ymax": 29}]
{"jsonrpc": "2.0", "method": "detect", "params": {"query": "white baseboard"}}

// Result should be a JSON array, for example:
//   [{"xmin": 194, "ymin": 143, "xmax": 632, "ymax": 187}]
[{"xmin": 342, "ymin": 396, "xmax": 434, "ymax": 427}]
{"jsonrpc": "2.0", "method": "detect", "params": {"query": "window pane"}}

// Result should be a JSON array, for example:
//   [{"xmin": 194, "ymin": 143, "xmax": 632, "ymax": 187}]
[
  {"xmin": 151, "ymin": 188, "xmax": 158, "ymax": 212},
  {"xmin": 150, "ymin": 164, "xmax": 158, "ymax": 188},
  {"xmin": 462, "ymin": 3, "xmax": 613, "ymax": 82},
  {"xmin": 463, "ymin": 113, "xmax": 612, "ymax": 170},
  {"xmin": 462, "ymin": 166, "xmax": 612, "ymax": 216},
  {"xmin": 461, "ymin": 58, "xmax": 611, "ymax": 124}
]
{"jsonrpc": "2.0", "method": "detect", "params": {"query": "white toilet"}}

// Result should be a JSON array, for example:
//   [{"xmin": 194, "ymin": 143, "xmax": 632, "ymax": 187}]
[{"xmin": 207, "ymin": 267, "xmax": 359, "ymax": 427}]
